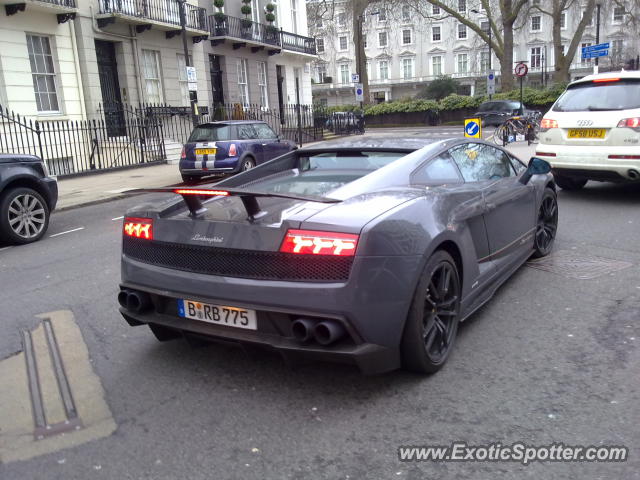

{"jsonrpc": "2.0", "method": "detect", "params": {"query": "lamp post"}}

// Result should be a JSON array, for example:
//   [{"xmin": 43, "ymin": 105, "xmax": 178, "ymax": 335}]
[
  {"xmin": 594, "ymin": 3, "xmax": 601, "ymax": 74},
  {"xmin": 177, "ymin": 0, "xmax": 198, "ymax": 126}
]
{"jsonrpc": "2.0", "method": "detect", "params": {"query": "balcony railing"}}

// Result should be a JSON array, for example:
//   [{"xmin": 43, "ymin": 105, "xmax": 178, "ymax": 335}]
[
  {"xmin": 99, "ymin": 0, "xmax": 208, "ymax": 32},
  {"xmin": 33, "ymin": 0, "xmax": 77, "ymax": 7},
  {"xmin": 210, "ymin": 15, "xmax": 316, "ymax": 54}
]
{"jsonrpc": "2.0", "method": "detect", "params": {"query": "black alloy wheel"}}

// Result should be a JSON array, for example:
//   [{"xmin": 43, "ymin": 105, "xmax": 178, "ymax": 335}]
[{"xmin": 532, "ymin": 188, "xmax": 558, "ymax": 258}]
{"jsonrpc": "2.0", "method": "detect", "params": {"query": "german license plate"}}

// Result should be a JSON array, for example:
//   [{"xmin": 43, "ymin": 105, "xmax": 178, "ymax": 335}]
[
  {"xmin": 177, "ymin": 299, "xmax": 257, "ymax": 330},
  {"xmin": 195, "ymin": 148, "xmax": 217, "ymax": 155},
  {"xmin": 567, "ymin": 129, "xmax": 606, "ymax": 139}
]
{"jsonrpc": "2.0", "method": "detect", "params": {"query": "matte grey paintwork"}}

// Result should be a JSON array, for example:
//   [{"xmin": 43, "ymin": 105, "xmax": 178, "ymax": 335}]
[{"xmin": 120, "ymin": 138, "xmax": 554, "ymax": 373}]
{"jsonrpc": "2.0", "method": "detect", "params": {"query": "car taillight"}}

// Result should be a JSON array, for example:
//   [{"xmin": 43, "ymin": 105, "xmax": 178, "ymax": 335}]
[
  {"xmin": 228, "ymin": 143, "xmax": 237, "ymax": 156},
  {"xmin": 536, "ymin": 152, "xmax": 557, "ymax": 157},
  {"xmin": 280, "ymin": 229, "xmax": 359, "ymax": 256},
  {"xmin": 123, "ymin": 217, "xmax": 153, "ymax": 240},
  {"xmin": 593, "ymin": 77, "xmax": 620, "ymax": 83},
  {"xmin": 540, "ymin": 119, "xmax": 558, "ymax": 130},
  {"xmin": 617, "ymin": 118, "xmax": 640, "ymax": 131},
  {"xmin": 181, "ymin": 146, "xmax": 186, "ymax": 159}
]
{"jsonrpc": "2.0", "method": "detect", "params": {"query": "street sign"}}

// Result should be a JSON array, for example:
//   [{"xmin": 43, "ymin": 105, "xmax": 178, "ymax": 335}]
[
  {"xmin": 582, "ymin": 42, "xmax": 610, "ymax": 53},
  {"xmin": 487, "ymin": 71, "xmax": 496, "ymax": 95},
  {"xmin": 464, "ymin": 118, "xmax": 482, "ymax": 139},
  {"xmin": 188, "ymin": 82, "xmax": 198, "ymax": 92},
  {"xmin": 355, "ymin": 83, "xmax": 364, "ymax": 102},
  {"xmin": 351, "ymin": 73, "xmax": 360, "ymax": 83},
  {"xmin": 186, "ymin": 66, "xmax": 197, "ymax": 83},
  {"xmin": 514, "ymin": 63, "xmax": 528, "ymax": 77},
  {"xmin": 582, "ymin": 50, "xmax": 609, "ymax": 59}
]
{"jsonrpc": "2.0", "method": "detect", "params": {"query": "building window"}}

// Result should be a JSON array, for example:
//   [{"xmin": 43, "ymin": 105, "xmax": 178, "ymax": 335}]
[
  {"xmin": 319, "ymin": 98, "xmax": 328, "ymax": 106},
  {"xmin": 176, "ymin": 53, "xmax": 192, "ymax": 107},
  {"xmin": 27, "ymin": 35, "xmax": 60, "ymax": 112},
  {"xmin": 432, "ymin": 25, "xmax": 441, "ymax": 42},
  {"xmin": 431, "ymin": 56, "xmax": 442, "ymax": 76},
  {"xmin": 339, "ymin": 64, "xmax": 350, "ymax": 84},
  {"xmin": 378, "ymin": 31, "xmax": 388, "ymax": 47},
  {"xmin": 456, "ymin": 53, "xmax": 468, "ymax": 73},
  {"xmin": 142, "ymin": 49, "xmax": 163, "ymax": 104},
  {"xmin": 236, "ymin": 58, "xmax": 249, "ymax": 106},
  {"xmin": 402, "ymin": 58, "xmax": 414, "ymax": 80},
  {"xmin": 613, "ymin": 6, "xmax": 625, "ymax": 23},
  {"xmin": 458, "ymin": 0, "xmax": 466, "ymax": 12},
  {"xmin": 378, "ymin": 8, "xmax": 386, "ymax": 22},
  {"xmin": 402, "ymin": 29, "xmax": 412, "ymax": 45},
  {"xmin": 316, "ymin": 64, "xmax": 327, "ymax": 83},
  {"xmin": 458, "ymin": 24, "xmax": 467, "ymax": 39},
  {"xmin": 337, "ymin": 12, "xmax": 345, "ymax": 27},
  {"xmin": 581, "ymin": 42, "xmax": 592, "ymax": 65},
  {"xmin": 315, "ymin": 17, "xmax": 322, "ymax": 28},
  {"xmin": 612, "ymin": 39, "xmax": 624, "ymax": 55},
  {"xmin": 378, "ymin": 60, "xmax": 388, "ymax": 80},
  {"xmin": 257, "ymin": 61, "xmax": 268, "ymax": 108},
  {"xmin": 531, "ymin": 15, "xmax": 541, "ymax": 31},
  {"xmin": 432, "ymin": 5, "xmax": 440, "ymax": 15},
  {"xmin": 480, "ymin": 51, "xmax": 490, "ymax": 72},
  {"xmin": 480, "ymin": 20, "xmax": 490, "ymax": 35},
  {"xmin": 560, "ymin": 12, "xmax": 566, "ymax": 29},
  {"xmin": 316, "ymin": 38, "xmax": 324, "ymax": 53},
  {"xmin": 402, "ymin": 5, "xmax": 411, "ymax": 22},
  {"xmin": 530, "ymin": 47, "xmax": 542, "ymax": 68},
  {"xmin": 339, "ymin": 36, "xmax": 348, "ymax": 51}
]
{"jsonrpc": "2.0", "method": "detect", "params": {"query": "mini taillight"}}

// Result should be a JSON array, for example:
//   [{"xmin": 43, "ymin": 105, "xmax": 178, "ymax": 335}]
[
  {"xmin": 280, "ymin": 229, "xmax": 359, "ymax": 256},
  {"xmin": 173, "ymin": 189, "xmax": 229, "ymax": 196},
  {"xmin": 540, "ymin": 119, "xmax": 558, "ymax": 129},
  {"xmin": 536, "ymin": 152, "xmax": 557, "ymax": 157},
  {"xmin": 228, "ymin": 143, "xmax": 237, "ymax": 156},
  {"xmin": 609, "ymin": 154, "xmax": 640, "ymax": 159},
  {"xmin": 123, "ymin": 217, "xmax": 153, "ymax": 240},
  {"xmin": 617, "ymin": 118, "xmax": 640, "ymax": 131},
  {"xmin": 181, "ymin": 146, "xmax": 186, "ymax": 159}
]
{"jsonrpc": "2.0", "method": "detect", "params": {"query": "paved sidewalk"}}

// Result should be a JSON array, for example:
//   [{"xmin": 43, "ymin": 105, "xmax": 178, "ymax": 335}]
[
  {"xmin": 53, "ymin": 139, "xmax": 539, "ymax": 212},
  {"xmin": 55, "ymin": 162, "xmax": 182, "ymax": 211}
]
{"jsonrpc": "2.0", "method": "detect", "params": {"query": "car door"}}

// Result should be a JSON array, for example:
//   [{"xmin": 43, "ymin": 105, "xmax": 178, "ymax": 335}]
[
  {"xmin": 253, "ymin": 123, "xmax": 288, "ymax": 162},
  {"xmin": 448, "ymin": 143, "xmax": 536, "ymax": 273}
]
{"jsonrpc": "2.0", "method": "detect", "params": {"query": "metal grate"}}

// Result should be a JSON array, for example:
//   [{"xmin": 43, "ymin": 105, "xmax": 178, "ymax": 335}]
[
  {"xmin": 123, "ymin": 237, "xmax": 353, "ymax": 282},
  {"xmin": 527, "ymin": 250, "xmax": 633, "ymax": 280}
]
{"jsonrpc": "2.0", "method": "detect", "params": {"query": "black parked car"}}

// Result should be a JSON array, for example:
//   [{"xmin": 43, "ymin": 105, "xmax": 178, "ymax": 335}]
[
  {"xmin": 474, "ymin": 100, "xmax": 538, "ymax": 127},
  {"xmin": 0, "ymin": 154, "xmax": 58, "ymax": 244}
]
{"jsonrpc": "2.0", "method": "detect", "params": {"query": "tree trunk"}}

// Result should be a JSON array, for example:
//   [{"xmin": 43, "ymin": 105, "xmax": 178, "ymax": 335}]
[
  {"xmin": 352, "ymin": 0, "xmax": 369, "ymax": 104},
  {"xmin": 500, "ymin": 21, "xmax": 515, "ymax": 91},
  {"xmin": 552, "ymin": 10, "xmax": 570, "ymax": 83}
]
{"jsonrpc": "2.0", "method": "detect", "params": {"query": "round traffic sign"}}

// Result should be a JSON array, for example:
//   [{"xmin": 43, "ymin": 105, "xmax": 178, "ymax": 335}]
[
  {"xmin": 465, "ymin": 121, "xmax": 479, "ymax": 136},
  {"xmin": 356, "ymin": 88, "xmax": 363, "ymax": 95},
  {"xmin": 515, "ymin": 63, "xmax": 528, "ymax": 77}
]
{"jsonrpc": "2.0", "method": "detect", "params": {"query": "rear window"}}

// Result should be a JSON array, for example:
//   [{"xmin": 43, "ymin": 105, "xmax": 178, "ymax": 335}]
[
  {"xmin": 300, "ymin": 151, "xmax": 407, "ymax": 171},
  {"xmin": 188, "ymin": 125, "xmax": 233, "ymax": 142},
  {"xmin": 478, "ymin": 101, "xmax": 520, "ymax": 112},
  {"xmin": 553, "ymin": 79, "xmax": 640, "ymax": 112}
]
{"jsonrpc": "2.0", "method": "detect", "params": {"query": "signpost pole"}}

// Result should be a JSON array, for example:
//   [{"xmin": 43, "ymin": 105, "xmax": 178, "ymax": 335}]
[{"xmin": 595, "ymin": 3, "xmax": 601, "ymax": 73}]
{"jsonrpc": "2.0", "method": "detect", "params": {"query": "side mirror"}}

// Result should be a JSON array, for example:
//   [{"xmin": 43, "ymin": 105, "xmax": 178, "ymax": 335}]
[{"xmin": 520, "ymin": 157, "xmax": 551, "ymax": 185}]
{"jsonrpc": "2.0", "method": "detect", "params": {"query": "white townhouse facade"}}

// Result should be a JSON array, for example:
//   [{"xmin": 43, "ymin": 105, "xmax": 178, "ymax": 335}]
[
  {"xmin": 308, "ymin": 0, "xmax": 640, "ymax": 106},
  {"xmin": 0, "ymin": 0, "xmax": 315, "ymax": 122}
]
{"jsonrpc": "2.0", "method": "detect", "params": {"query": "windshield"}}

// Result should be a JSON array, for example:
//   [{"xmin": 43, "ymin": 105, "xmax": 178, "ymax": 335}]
[
  {"xmin": 553, "ymin": 80, "xmax": 640, "ymax": 112},
  {"xmin": 300, "ymin": 151, "xmax": 406, "ymax": 171},
  {"xmin": 188, "ymin": 125, "xmax": 233, "ymax": 142}
]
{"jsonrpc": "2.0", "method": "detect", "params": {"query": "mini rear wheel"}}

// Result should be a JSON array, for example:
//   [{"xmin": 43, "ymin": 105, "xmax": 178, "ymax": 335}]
[
  {"xmin": 401, "ymin": 250, "xmax": 461, "ymax": 374},
  {"xmin": 0, "ymin": 187, "xmax": 50, "ymax": 244},
  {"xmin": 241, "ymin": 157, "xmax": 255, "ymax": 171},
  {"xmin": 554, "ymin": 174, "xmax": 587, "ymax": 191}
]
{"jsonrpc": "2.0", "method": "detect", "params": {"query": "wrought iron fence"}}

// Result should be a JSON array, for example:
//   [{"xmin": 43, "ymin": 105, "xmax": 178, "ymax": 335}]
[
  {"xmin": 99, "ymin": 0, "xmax": 208, "ymax": 31},
  {"xmin": 0, "ymin": 104, "xmax": 165, "ymax": 177},
  {"xmin": 36, "ymin": 0, "xmax": 77, "ymax": 7}
]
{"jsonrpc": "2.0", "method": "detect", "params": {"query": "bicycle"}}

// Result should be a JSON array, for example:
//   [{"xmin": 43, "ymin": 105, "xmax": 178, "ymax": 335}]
[{"xmin": 494, "ymin": 112, "xmax": 541, "ymax": 146}]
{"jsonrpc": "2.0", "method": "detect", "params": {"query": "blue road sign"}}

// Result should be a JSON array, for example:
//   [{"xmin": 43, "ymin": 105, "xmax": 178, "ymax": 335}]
[
  {"xmin": 582, "ymin": 42, "xmax": 610, "ymax": 53},
  {"xmin": 582, "ymin": 50, "xmax": 609, "ymax": 59}
]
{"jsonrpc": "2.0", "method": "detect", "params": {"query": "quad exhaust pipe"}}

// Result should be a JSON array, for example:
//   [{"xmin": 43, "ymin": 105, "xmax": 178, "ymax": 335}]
[
  {"xmin": 118, "ymin": 289, "xmax": 152, "ymax": 313},
  {"xmin": 292, "ymin": 318, "xmax": 346, "ymax": 345}
]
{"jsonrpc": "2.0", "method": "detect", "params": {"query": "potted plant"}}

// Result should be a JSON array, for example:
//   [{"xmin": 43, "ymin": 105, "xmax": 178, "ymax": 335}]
[
  {"xmin": 240, "ymin": 0, "xmax": 253, "ymax": 29},
  {"xmin": 264, "ymin": 3, "xmax": 278, "ymax": 43},
  {"xmin": 213, "ymin": 0, "xmax": 227, "ymax": 35}
]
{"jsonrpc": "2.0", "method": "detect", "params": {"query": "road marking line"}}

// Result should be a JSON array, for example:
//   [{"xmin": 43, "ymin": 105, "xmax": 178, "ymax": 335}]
[
  {"xmin": 0, "ymin": 246, "xmax": 12, "ymax": 252},
  {"xmin": 49, "ymin": 227, "xmax": 84, "ymax": 238},
  {"xmin": 111, "ymin": 216, "xmax": 124, "ymax": 221}
]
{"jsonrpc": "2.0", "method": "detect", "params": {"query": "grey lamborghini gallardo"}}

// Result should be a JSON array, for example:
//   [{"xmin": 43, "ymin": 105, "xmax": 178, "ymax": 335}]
[{"xmin": 118, "ymin": 138, "xmax": 558, "ymax": 374}]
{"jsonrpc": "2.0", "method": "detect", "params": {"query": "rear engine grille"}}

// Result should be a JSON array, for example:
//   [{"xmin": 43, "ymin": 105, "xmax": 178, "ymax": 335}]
[{"xmin": 122, "ymin": 237, "xmax": 353, "ymax": 282}]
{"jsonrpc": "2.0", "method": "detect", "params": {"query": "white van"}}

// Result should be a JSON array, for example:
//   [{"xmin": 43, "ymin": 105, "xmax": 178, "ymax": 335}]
[{"xmin": 536, "ymin": 71, "xmax": 640, "ymax": 190}]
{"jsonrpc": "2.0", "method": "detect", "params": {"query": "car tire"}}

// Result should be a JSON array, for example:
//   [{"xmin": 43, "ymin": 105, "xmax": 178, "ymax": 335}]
[
  {"xmin": 241, "ymin": 157, "xmax": 255, "ymax": 171},
  {"xmin": 181, "ymin": 174, "xmax": 200, "ymax": 184},
  {"xmin": 401, "ymin": 250, "xmax": 461, "ymax": 374},
  {"xmin": 0, "ymin": 187, "xmax": 50, "ymax": 244},
  {"xmin": 554, "ymin": 174, "xmax": 587, "ymax": 191},
  {"xmin": 532, "ymin": 188, "xmax": 558, "ymax": 259}
]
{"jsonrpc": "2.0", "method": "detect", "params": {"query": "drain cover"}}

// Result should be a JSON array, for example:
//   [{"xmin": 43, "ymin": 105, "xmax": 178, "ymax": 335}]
[{"xmin": 527, "ymin": 250, "xmax": 633, "ymax": 280}]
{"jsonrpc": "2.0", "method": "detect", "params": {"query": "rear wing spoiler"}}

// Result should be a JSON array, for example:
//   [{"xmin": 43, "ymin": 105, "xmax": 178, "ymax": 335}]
[{"xmin": 126, "ymin": 187, "xmax": 341, "ymax": 220}]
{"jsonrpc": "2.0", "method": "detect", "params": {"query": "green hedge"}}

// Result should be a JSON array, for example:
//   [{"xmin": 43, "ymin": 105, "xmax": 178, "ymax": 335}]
[{"xmin": 315, "ymin": 85, "xmax": 566, "ymax": 117}]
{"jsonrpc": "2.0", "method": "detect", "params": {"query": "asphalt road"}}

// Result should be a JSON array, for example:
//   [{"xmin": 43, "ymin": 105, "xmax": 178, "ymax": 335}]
[{"xmin": 1, "ymin": 146, "xmax": 639, "ymax": 479}]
